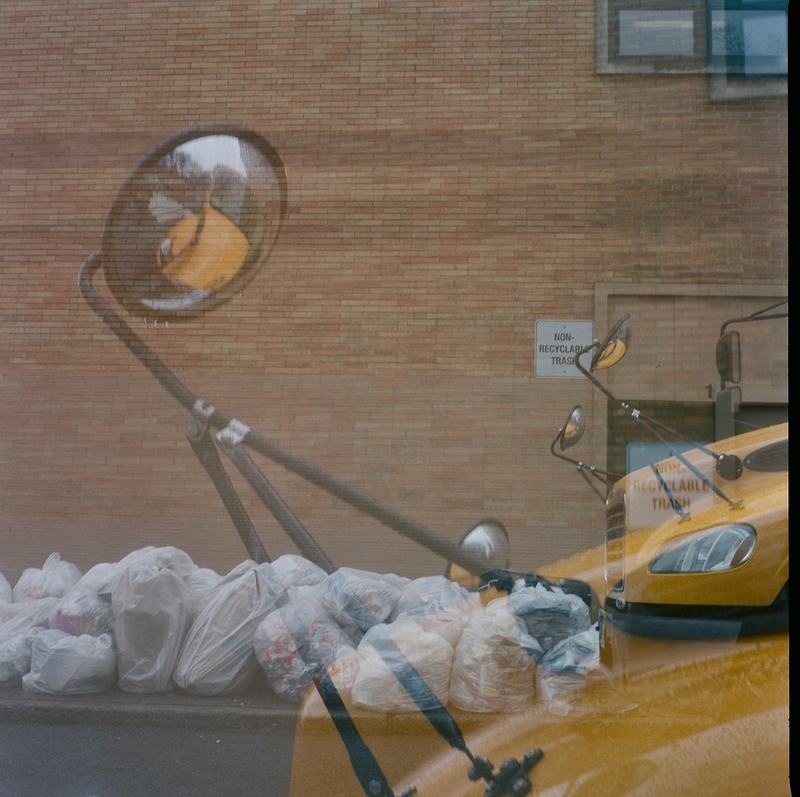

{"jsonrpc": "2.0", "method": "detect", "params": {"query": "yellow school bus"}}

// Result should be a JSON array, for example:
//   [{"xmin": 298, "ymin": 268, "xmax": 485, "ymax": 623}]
[{"xmin": 288, "ymin": 315, "xmax": 788, "ymax": 797}]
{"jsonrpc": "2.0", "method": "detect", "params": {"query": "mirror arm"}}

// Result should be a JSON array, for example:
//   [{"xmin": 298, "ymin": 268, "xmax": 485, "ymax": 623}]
[
  {"xmin": 575, "ymin": 344, "xmax": 624, "ymax": 405},
  {"xmin": 575, "ymin": 338, "xmax": 732, "ymax": 467},
  {"xmin": 577, "ymin": 466, "xmax": 611, "ymax": 502},
  {"xmin": 720, "ymin": 298, "xmax": 788, "ymax": 335},
  {"xmin": 244, "ymin": 431, "xmax": 490, "ymax": 574},
  {"xmin": 216, "ymin": 421, "xmax": 336, "ymax": 574},
  {"xmin": 550, "ymin": 435, "xmax": 619, "ymax": 503},
  {"xmin": 80, "ymin": 251, "xmax": 490, "ymax": 575},
  {"xmin": 550, "ymin": 438, "xmax": 619, "ymax": 479},
  {"xmin": 80, "ymin": 252, "xmax": 201, "ymax": 413},
  {"xmin": 185, "ymin": 402, "xmax": 271, "ymax": 564}
]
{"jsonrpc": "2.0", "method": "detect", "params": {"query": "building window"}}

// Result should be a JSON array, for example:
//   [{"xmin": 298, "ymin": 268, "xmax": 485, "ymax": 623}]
[
  {"xmin": 596, "ymin": 0, "xmax": 788, "ymax": 83},
  {"xmin": 618, "ymin": 10, "xmax": 696, "ymax": 56},
  {"xmin": 707, "ymin": 2, "xmax": 788, "ymax": 75}
]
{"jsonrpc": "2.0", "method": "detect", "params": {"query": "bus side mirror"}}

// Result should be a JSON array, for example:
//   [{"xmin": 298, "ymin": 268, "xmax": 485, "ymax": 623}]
[
  {"xmin": 590, "ymin": 315, "xmax": 631, "ymax": 372},
  {"xmin": 101, "ymin": 126, "xmax": 287, "ymax": 320},
  {"xmin": 445, "ymin": 519, "xmax": 510, "ymax": 589},
  {"xmin": 716, "ymin": 331, "xmax": 741, "ymax": 385},
  {"xmin": 557, "ymin": 406, "xmax": 585, "ymax": 451}
]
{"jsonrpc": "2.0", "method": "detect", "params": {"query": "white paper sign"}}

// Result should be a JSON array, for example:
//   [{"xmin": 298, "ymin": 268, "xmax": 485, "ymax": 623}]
[
  {"xmin": 534, "ymin": 320, "xmax": 595, "ymax": 378},
  {"xmin": 625, "ymin": 451, "xmax": 716, "ymax": 530}
]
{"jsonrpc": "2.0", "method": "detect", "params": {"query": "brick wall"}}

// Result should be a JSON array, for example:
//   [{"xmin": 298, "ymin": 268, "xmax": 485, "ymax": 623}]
[{"xmin": 0, "ymin": 1, "xmax": 787, "ymax": 583}]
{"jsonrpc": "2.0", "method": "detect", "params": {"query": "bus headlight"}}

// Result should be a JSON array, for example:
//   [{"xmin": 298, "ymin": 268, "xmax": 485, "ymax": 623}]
[{"xmin": 650, "ymin": 524, "xmax": 756, "ymax": 574}]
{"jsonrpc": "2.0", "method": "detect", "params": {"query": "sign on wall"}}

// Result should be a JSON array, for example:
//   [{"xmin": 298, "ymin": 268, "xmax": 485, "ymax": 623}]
[
  {"xmin": 534, "ymin": 320, "xmax": 595, "ymax": 378},
  {"xmin": 625, "ymin": 443, "xmax": 715, "ymax": 529}
]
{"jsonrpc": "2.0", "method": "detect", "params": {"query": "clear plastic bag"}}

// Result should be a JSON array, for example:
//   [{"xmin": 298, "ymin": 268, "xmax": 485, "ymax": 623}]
[
  {"xmin": 393, "ymin": 576, "xmax": 471, "ymax": 619},
  {"xmin": 449, "ymin": 598, "xmax": 540, "ymax": 713},
  {"xmin": 351, "ymin": 619, "xmax": 454, "ymax": 713},
  {"xmin": 192, "ymin": 560, "xmax": 258, "ymax": 609},
  {"xmin": 0, "ymin": 572, "xmax": 11, "ymax": 604},
  {"xmin": 255, "ymin": 593, "xmax": 358, "ymax": 701},
  {"xmin": 173, "ymin": 562, "xmax": 286, "ymax": 695},
  {"xmin": 13, "ymin": 553, "xmax": 82, "ymax": 603},
  {"xmin": 0, "ymin": 598, "xmax": 60, "ymax": 636},
  {"xmin": 75, "ymin": 562, "xmax": 124, "ymax": 598},
  {"xmin": 392, "ymin": 577, "xmax": 477, "ymax": 648},
  {"xmin": 183, "ymin": 567, "xmax": 223, "ymax": 622},
  {"xmin": 48, "ymin": 586, "xmax": 115, "ymax": 637},
  {"xmin": 113, "ymin": 565, "xmax": 192, "ymax": 693},
  {"xmin": 318, "ymin": 568, "xmax": 409, "ymax": 635},
  {"xmin": 22, "ymin": 629, "xmax": 116, "ymax": 694},
  {"xmin": 536, "ymin": 625, "xmax": 601, "ymax": 715},
  {"xmin": 508, "ymin": 583, "xmax": 591, "ymax": 655},
  {"xmin": 114, "ymin": 546, "xmax": 196, "ymax": 582},
  {"xmin": 271, "ymin": 555, "xmax": 328, "ymax": 595},
  {"xmin": 0, "ymin": 627, "xmax": 42, "ymax": 688}
]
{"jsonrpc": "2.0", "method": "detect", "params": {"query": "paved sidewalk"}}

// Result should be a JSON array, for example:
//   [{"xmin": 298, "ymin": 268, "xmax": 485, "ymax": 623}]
[{"xmin": 0, "ymin": 682, "xmax": 300, "ymax": 731}]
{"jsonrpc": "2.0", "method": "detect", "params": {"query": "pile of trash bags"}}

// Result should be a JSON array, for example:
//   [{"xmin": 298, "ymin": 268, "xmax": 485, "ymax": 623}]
[{"xmin": 1, "ymin": 549, "xmax": 601, "ymax": 714}]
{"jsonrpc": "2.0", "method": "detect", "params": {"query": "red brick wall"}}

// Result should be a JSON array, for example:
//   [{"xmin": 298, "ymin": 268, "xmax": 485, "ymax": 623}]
[{"xmin": 0, "ymin": 1, "xmax": 787, "ymax": 583}]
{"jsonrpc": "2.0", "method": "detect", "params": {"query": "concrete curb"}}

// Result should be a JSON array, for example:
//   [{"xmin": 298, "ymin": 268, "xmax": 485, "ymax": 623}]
[{"xmin": 0, "ymin": 688, "xmax": 301, "ymax": 731}]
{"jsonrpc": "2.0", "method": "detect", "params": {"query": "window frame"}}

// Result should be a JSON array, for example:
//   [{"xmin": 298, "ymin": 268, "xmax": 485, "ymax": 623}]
[{"xmin": 596, "ymin": 0, "xmax": 787, "ymax": 80}]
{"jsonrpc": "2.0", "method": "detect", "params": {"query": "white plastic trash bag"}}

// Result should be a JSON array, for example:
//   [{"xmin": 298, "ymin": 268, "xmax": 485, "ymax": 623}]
[
  {"xmin": 271, "ymin": 555, "xmax": 328, "ymax": 597},
  {"xmin": 113, "ymin": 565, "xmax": 192, "ymax": 693},
  {"xmin": 79, "ymin": 562, "xmax": 126, "ymax": 597},
  {"xmin": 191, "ymin": 559, "xmax": 258, "ymax": 612},
  {"xmin": 183, "ymin": 567, "xmax": 223, "ymax": 621},
  {"xmin": 393, "ymin": 576, "xmax": 470, "ymax": 619},
  {"xmin": 508, "ymin": 583, "xmax": 591, "ymax": 655},
  {"xmin": 537, "ymin": 625, "xmax": 602, "ymax": 715},
  {"xmin": 392, "ymin": 577, "xmax": 477, "ymax": 649},
  {"xmin": 351, "ymin": 620, "xmax": 455, "ymax": 713},
  {"xmin": 0, "ymin": 627, "xmax": 42, "ymax": 688},
  {"xmin": 49, "ymin": 588, "xmax": 114, "ymax": 638},
  {"xmin": 392, "ymin": 602, "xmax": 476, "ymax": 651},
  {"xmin": 13, "ymin": 553, "xmax": 82, "ymax": 603},
  {"xmin": 449, "ymin": 598, "xmax": 540, "ymax": 713},
  {"xmin": 114, "ymin": 546, "xmax": 196, "ymax": 582},
  {"xmin": 22, "ymin": 630, "xmax": 116, "ymax": 694},
  {"xmin": 173, "ymin": 562, "xmax": 286, "ymax": 695},
  {"xmin": 1, "ymin": 598, "xmax": 60, "ymax": 636},
  {"xmin": 318, "ymin": 568, "xmax": 409, "ymax": 635},
  {"xmin": 0, "ymin": 572, "xmax": 11, "ymax": 604},
  {"xmin": 255, "ymin": 593, "xmax": 358, "ymax": 701}
]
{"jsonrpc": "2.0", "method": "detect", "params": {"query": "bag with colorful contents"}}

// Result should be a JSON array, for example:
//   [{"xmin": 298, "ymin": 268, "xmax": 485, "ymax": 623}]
[
  {"xmin": 48, "ymin": 580, "xmax": 116, "ymax": 638},
  {"xmin": 255, "ymin": 592, "xmax": 358, "ymax": 701},
  {"xmin": 449, "ymin": 597, "xmax": 541, "ymax": 713},
  {"xmin": 317, "ymin": 568, "xmax": 409, "ymax": 635}
]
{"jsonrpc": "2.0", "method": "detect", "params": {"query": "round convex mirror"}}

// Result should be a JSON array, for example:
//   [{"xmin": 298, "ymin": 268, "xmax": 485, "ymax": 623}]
[
  {"xmin": 559, "ymin": 405, "xmax": 585, "ymax": 451},
  {"xmin": 459, "ymin": 519, "xmax": 511, "ymax": 567},
  {"xmin": 445, "ymin": 519, "xmax": 510, "ymax": 588},
  {"xmin": 590, "ymin": 314, "xmax": 631, "ymax": 372},
  {"xmin": 101, "ymin": 126, "xmax": 287, "ymax": 319}
]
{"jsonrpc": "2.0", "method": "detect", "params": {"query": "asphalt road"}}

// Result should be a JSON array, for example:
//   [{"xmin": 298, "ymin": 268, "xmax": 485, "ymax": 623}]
[
  {"xmin": 0, "ymin": 721, "xmax": 295, "ymax": 797},
  {"xmin": 0, "ymin": 689, "xmax": 300, "ymax": 797}
]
